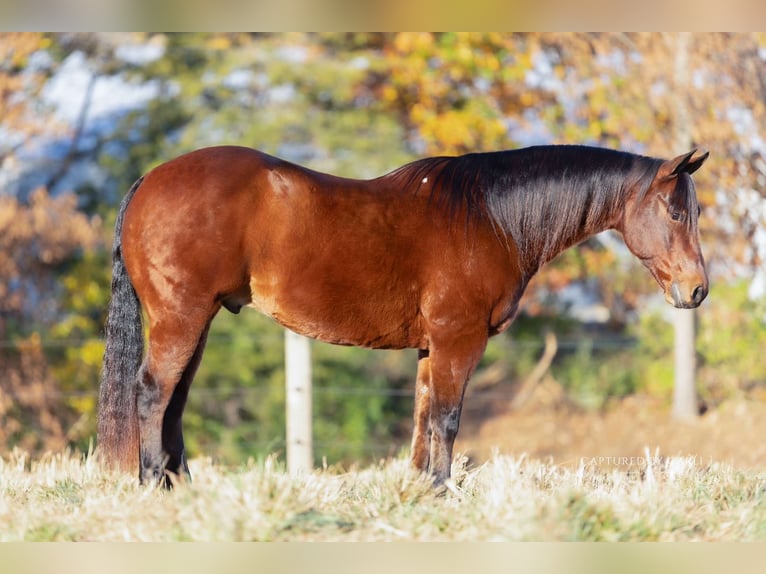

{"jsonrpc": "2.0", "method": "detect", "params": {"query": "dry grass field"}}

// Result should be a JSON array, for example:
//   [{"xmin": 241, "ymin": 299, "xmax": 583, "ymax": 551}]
[{"xmin": 1, "ymin": 446, "xmax": 765, "ymax": 542}]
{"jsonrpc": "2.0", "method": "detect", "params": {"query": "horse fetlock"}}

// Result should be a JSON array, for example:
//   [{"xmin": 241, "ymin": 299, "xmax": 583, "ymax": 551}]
[
  {"xmin": 139, "ymin": 464, "xmax": 165, "ymax": 486},
  {"xmin": 139, "ymin": 451, "xmax": 171, "ymax": 487}
]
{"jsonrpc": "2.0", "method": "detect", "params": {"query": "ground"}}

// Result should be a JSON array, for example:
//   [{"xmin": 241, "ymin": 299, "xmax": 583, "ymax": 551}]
[{"xmin": 456, "ymin": 378, "xmax": 766, "ymax": 473}]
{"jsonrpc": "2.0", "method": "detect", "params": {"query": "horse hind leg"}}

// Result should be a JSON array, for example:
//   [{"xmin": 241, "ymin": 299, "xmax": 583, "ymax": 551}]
[
  {"xmin": 161, "ymin": 319, "xmax": 214, "ymax": 486},
  {"xmin": 137, "ymin": 310, "xmax": 215, "ymax": 487}
]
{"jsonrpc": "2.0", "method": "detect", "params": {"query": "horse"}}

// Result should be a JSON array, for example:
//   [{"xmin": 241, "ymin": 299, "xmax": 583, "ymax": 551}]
[{"xmin": 97, "ymin": 144, "xmax": 709, "ymax": 487}]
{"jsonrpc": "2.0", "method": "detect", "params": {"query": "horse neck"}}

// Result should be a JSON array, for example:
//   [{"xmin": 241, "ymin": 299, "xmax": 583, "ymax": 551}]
[{"xmin": 513, "ymin": 181, "xmax": 627, "ymax": 279}]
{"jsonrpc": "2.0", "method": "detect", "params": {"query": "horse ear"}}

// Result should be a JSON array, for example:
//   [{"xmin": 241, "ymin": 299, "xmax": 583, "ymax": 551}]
[
  {"xmin": 659, "ymin": 150, "xmax": 709, "ymax": 179},
  {"xmin": 681, "ymin": 150, "xmax": 709, "ymax": 175}
]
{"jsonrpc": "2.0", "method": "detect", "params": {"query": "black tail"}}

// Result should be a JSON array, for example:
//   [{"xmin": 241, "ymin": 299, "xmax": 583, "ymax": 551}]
[{"xmin": 97, "ymin": 177, "xmax": 144, "ymax": 471}]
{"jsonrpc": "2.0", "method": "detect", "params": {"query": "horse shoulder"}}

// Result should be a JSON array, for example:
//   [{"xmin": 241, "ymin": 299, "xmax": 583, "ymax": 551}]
[{"xmin": 418, "ymin": 226, "xmax": 525, "ymax": 340}]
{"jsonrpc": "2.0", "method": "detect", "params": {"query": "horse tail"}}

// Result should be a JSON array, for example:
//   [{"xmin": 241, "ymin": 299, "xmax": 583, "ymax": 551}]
[{"xmin": 97, "ymin": 177, "xmax": 144, "ymax": 472}]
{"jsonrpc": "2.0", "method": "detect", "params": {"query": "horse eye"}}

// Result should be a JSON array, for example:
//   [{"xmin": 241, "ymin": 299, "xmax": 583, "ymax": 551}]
[{"xmin": 671, "ymin": 211, "xmax": 682, "ymax": 221}]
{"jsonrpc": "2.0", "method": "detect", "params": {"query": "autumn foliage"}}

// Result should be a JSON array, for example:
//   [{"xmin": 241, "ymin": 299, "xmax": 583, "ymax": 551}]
[
  {"xmin": 0, "ymin": 189, "xmax": 101, "ymax": 452},
  {"xmin": 2, "ymin": 33, "xmax": 766, "ymax": 462}
]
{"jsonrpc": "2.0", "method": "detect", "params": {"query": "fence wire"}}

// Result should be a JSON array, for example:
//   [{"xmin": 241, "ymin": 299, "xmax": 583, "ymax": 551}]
[{"xmin": 0, "ymin": 332, "xmax": 638, "ymax": 402}]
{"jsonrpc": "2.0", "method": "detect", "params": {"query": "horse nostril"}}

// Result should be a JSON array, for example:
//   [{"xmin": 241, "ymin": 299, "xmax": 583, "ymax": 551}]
[{"xmin": 691, "ymin": 285, "xmax": 706, "ymax": 305}]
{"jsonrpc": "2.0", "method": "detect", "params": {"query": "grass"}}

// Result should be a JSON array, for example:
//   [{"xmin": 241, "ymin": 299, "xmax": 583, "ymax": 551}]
[{"xmin": 1, "ymin": 448, "xmax": 765, "ymax": 541}]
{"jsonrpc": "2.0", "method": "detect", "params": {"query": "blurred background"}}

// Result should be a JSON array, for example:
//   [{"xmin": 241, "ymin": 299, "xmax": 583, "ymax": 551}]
[{"xmin": 2, "ymin": 32, "xmax": 766, "ymax": 470}]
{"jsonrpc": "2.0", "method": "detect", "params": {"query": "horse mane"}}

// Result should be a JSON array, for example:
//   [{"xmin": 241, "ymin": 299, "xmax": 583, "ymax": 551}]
[{"xmin": 388, "ymin": 145, "xmax": 665, "ymax": 273}]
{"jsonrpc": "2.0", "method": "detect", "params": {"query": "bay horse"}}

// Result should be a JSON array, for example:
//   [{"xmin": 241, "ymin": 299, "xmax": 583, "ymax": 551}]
[{"xmin": 98, "ymin": 144, "xmax": 709, "ymax": 486}]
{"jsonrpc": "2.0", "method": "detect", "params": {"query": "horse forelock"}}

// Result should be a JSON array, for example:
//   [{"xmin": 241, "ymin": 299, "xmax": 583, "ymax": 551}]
[{"xmin": 669, "ymin": 172, "xmax": 700, "ymax": 233}]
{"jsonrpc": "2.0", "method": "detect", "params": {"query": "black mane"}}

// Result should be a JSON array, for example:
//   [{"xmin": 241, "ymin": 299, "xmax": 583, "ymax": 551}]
[{"xmin": 391, "ymin": 145, "xmax": 664, "ymax": 273}]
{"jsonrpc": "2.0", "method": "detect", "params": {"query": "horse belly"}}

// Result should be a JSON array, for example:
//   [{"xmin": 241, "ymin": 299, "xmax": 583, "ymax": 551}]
[{"xmin": 247, "ymin": 270, "xmax": 424, "ymax": 349}]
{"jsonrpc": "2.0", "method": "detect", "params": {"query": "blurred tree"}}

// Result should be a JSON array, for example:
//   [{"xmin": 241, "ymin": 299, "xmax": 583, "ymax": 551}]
[
  {"xmin": 0, "ymin": 189, "xmax": 100, "ymax": 326},
  {"xmin": 535, "ymin": 33, "xmax": 766, "ymax": 284},
  {"xmin": 4, "ymin": 32, "xmax": 766, "ymax": 462},
  {"xmin": 0, "ymin": 189, "xmax": 101, "ymax": 451},
  {"xmin": 0, "ymin": 33, "xmax": 51, "ymax": 158},
  {"xmin": 559, "ymin": 33, "xmax": 766, "ymax": 414}
]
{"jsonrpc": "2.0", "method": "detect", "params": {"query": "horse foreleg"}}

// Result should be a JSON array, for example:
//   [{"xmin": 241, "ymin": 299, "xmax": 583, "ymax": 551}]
[
  {"xmin": 426, "ymin": 333, "xmax": 487, "ymax": 485},
  {"xmin": 410, "ymin": 349, "xmax": 432, "ymax": 472}
]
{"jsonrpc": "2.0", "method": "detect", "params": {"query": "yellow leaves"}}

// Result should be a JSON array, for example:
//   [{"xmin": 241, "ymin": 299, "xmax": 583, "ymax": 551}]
[
  {"xmin": 422, "ymin": 110, "xmax": 478, "ymax": 153},
  {"xmin": 206, "ymin": 35, "xmax": 232, "ymax": 51},
  {"xmin": 586, "ymin": 120, "xmax": 603, "ymax": 141},
  {"xmin": 0, "ymin": 32, "xmax": 46, "ymax": 68},
  {"xmin": 392, "ymin": 32, "xmax": 434, "ymax": 55},
  {"xmin": 414, "ymin": 108, "xmax": 508, "ymax": 156},
  {"xmin": 62, "ymin": 275, "xmax": 103, "ymax": 309},
  {"xmin": 0, "ymin": 34, "xmax": 54, "ymax": 144},
  {"xmin": 409, "ymin": 102, "xmax": 428, "ymax": 124},
  {"xmin": 381, "ymin": 33, "xmax": 521, "ymax": 154},
  {"xmin": 80, "ymin": 339, "xmax": 106, "ymax": 370},
  {"xmin": 381, "ymin": 84, "xmax": 398, "ymax": 104},
  {"xmin": 518, "ymin": 92, "xmax": 537, "ymax": 108},
  {"xmin": 454, "ymin": 42, "xmax": 474, "ymax": 66},
  {"xmin": 482, "ymin": 53, "xmax": 501, "ymax": 73},
  {"xmin": 587, "ymin": 80, "xmax": 609, "ymax": 113},
  {"xmin": 497, "ymin": 52, "xmax": 530, "ymax": 86}
]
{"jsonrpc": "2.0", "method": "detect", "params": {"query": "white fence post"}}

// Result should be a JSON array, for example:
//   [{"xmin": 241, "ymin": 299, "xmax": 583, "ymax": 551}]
[
  {"xmin": 285, "ymin": 329, "xmax": 313, "ymax": 474},
  {"xmin": 673, "ymin": 308, "xmax": 698, "ymax": 419}
]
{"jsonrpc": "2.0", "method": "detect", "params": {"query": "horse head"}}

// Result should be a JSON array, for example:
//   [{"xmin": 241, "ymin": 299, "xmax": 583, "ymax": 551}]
[{"xmin": 621, "ymin": 149, "xmax": 710, "ymax": 309}]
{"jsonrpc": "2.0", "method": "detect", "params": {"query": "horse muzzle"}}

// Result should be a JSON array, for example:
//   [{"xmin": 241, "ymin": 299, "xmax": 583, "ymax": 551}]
[{"xmin": 667, "ymin": 281, "xmax": 708, "ymax": 309}]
